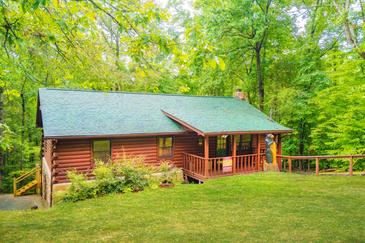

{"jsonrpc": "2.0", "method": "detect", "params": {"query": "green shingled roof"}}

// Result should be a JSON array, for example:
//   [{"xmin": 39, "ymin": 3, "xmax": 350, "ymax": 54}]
[{"xmin": 37, "ymin": 88, "xmax": 291, "ymax": 138}]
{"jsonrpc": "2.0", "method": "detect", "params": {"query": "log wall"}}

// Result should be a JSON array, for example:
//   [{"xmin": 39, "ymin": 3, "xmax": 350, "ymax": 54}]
[
  {"xmin": 49, "ymin": 133, "xmax": 282, "ymax": 184},
  {"xmin": 53, "ymin": 140, "xmax": 93, "ymax": 183},
  {"xmin": 51, "ymin": 134, "xmax": 202, "ymax": 183}
]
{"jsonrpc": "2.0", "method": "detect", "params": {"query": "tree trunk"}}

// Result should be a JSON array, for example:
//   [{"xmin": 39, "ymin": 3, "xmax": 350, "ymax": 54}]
[
  {"xmin": 20, "ymin": 92, "xmax": 25, "ymax": 170},
  {"xmin": 332, "ymin": 0, "xmax": 365, "ymax": 59},
  {"xmin": 0, "ymin": 86, "xmax": 3, "ymax": 190},
  {"xmin": 115, "ymin": 31, "xmax": 120, "ymax": 67},
  {"xmin": 298, "ymin": 119, "xmax": 306, "ymax": 155},
  {"xmin": 255, "ymin": 46, "xmax": 264, "ymax": 111}
]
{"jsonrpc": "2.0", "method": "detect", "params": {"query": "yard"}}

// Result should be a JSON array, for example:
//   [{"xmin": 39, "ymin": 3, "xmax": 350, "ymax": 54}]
[{"xmin": 0, "ymin": 173, "xmax": 364, "ymax": 242}]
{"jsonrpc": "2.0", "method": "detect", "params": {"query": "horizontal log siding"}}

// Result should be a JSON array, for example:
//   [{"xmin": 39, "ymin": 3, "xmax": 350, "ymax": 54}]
[
  {"xmin": 112, "ymin": 137, "xmax": 158, "ymax": 165},
  {"xmin": 112, "ymin": 135, "xmax": 202, "ymax": 167},
  {"xmin": 53, "ymin": 140, "xmax": 92, "ymax": 183},
  {"xmin": 173, "ymin": 135, "xmax": 202, "ymax": 167},
  {"xmin": 50, "ymin": 133, "xmax": 279, "ymax": 184}
]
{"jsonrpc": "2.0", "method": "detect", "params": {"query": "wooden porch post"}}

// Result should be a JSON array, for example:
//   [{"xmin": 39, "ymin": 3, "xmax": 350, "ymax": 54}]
[
  {"xmin": 277, "ymin": 134, "xmax": 282, "ymax": 171},
  {"xmin": 257, "ymin": 134, "xmax": 261, "ymax": 171},
  {"xmin": 204, "ymin": 136, "xmax": 209, "ymax": 177},
  {"xmin": 232, "ymin": 135, "xmax": 236, "ymax": 173}
]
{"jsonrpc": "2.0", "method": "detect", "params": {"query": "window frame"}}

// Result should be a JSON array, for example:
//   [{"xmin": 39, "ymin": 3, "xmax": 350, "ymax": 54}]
[
  {"xmin": 236, "ymin": 134, "xmax": 253, "ymax": 154},
  {"xmin": 92, "ymin": 139, "xmax": 111, "ymax": 163},
  {"xmin": 216, "ymin": 135, "xmax": 228, "ymax": 157},
  {"xmin": 198, "ymin": 137, "xmax": 203, "ymax": 146},
  {"xmin": 157, "ymin": 136, "xmax": 173, "ymax": 158}
]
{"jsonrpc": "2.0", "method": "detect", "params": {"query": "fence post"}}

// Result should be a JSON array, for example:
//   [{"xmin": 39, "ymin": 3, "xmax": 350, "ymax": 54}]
[
  {"xmin": 349, "ymin": 156, "xmax": 353, "ymax": 176},
  {"xmin": 316, "ymin": 157, "xmax": 319, "ymax": 176},
  {"xmin": 13, "ymin": 177, "xmax": 17, "ymax": 196},
  {"xmin": 288, "ymin": 158, "xmax": 292, "ymax": 173}
]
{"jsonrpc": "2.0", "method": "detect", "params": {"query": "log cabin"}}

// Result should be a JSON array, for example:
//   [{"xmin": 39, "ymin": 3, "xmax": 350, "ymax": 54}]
[{"xmin": 36, "ymin": 88, "xmax": 291, "ymax": 205}]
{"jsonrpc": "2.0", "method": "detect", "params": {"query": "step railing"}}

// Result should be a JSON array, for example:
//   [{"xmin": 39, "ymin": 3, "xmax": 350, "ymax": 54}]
[{"xmin": 13, "ymin": 164, "xmax": 41, "ymax": 196}]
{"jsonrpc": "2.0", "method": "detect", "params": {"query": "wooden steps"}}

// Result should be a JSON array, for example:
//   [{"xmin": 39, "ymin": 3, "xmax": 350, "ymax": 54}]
[
  {"xmin": 13, "ymin": 165, "xmax": 41, "ymax": 196},
  {"xmin": 14, "ymin": 180, "xmax": 38, "ymax": 196}
]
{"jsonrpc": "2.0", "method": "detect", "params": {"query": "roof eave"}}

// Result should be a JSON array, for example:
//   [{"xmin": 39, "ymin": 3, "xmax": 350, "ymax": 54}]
[
  {"xmin": 161, "ymin": 110, "xmax": 206, "ymax": 136},
  {"xmin": 204, "ymin": 129, "xmax": 293, "ymax": 136},
  {"xmin": 43, "ymin": 131, "xmax": 192, "ymax": 140}
]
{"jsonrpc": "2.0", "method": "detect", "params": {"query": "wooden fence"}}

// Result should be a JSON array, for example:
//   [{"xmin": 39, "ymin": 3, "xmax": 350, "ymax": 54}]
[{"xmin": 278, "ymin": 155, "xmax": 365, "ymax": 176}]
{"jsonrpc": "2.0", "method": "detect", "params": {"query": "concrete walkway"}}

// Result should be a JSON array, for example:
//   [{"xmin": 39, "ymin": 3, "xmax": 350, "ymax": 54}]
[{"xmin": 0, "ymin": 194, "xmax": 47, "ymax": 211}]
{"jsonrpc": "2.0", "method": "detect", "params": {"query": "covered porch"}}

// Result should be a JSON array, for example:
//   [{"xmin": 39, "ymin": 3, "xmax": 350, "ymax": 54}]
[
  {"xmin": 182, "ymin": 134, "xmax": 273, "ymax": 181},
  {"xmin": 160, "ymin": 96, "xmax": 291, "ymax": 180}
]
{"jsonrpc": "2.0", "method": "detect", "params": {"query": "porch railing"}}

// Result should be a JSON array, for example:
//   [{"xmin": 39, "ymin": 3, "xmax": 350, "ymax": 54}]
[
  {"xmin": 235, "ymin": 154, "xmax": 258, "ymax": 173},
  {"xmin": 182, "ymin": 153, "xmax": 206, "ymax": 177},
  {"xmin": 183, "ymin": 153, "xmax": 261, "ymax": 179}
]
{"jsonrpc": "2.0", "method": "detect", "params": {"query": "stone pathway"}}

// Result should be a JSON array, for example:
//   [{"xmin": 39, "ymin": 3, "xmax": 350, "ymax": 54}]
[{"xmin": 0, "ymin": 194, "xmax": 47, "ymax": 211}]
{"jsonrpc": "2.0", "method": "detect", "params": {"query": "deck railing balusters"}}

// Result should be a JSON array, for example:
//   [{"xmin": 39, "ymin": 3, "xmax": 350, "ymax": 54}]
[{"xmin": 183, "ymin": 153, "xmax": 260, "ymax": 178}]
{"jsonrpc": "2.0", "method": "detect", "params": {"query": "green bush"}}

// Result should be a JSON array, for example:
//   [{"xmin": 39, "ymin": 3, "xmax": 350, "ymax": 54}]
[
  {"xmin": 150, "ymin": 161, "xmax": 184, "ymax": 185},
  {"xmin": 63, "ymin": 156, "xmax": 152, "ymax": 202},
  {"xmin": 62, "ymin": 171, "xmax": 96, "ymax": 202},
  {"xmin": 114, "ymin": 157, "xmax": 150, "ymax": 192},
  {"xmin": 92, "ymin": 161, "xmax": 125, "ymax": 195}
]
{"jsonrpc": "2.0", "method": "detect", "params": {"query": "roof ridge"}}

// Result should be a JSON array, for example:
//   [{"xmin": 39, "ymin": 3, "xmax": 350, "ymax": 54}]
[{"xmin": 39, "ymin": 87, "xmax": 235, "ymax": 99}]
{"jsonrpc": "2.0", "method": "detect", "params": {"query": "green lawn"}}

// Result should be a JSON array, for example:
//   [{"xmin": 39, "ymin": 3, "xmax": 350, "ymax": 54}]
[{"xmin": 1, "ymin": 173, "xmax": 364, "ymax": 242}]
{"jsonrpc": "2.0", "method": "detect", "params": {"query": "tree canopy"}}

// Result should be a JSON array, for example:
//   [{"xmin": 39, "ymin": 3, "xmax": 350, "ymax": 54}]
[{"xmin": 1, "ymin": 0, "xmax": 364, "ymax": 190}]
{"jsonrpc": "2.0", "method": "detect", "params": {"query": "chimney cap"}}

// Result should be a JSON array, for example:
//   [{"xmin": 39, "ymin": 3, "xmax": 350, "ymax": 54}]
[{"xmin": 234, "ymin": 90, "xmax": 245, "ymax": 100}]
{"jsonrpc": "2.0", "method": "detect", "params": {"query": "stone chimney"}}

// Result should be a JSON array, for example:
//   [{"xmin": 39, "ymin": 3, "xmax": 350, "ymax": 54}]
[{"xmin": 234, "ymin": 89, "xmax": 246, "ymax": 100}]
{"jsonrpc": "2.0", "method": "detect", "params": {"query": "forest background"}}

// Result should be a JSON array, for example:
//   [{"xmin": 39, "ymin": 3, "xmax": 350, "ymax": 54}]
[{"xmin": 1, "ymin": 0, "xmax": 364, "ymax": 191}]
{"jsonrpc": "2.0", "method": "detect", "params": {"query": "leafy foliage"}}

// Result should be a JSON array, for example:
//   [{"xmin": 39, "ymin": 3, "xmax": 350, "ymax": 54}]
[
  {"xmin": 1, "ymin": 0, "xmax": 365, "ymax": 189},
  {"xmin": 63, "ymin": 157, "xmax": 151, "ymax": 202},
  {"xmin": 62, "ymin": 157, "xmax": 183, "ymax": 202}
]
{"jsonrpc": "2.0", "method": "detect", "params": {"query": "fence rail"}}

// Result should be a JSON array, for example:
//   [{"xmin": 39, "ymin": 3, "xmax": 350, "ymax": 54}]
[{"xmin": 278, "ymin": 155, "xmax": 365, "ymax": 176}]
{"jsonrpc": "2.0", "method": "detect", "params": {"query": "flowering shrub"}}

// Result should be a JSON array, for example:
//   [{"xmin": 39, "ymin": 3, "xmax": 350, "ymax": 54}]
[
  {"xmin": 62, "ymin": 157, "xmax": 184, "ymax": 202},
  {"xmin": 63, "ymin": 156, "xmax": 151, "ymax": 202}
]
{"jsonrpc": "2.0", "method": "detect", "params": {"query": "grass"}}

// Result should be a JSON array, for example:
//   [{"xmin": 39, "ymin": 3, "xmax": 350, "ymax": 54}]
[{"xmin": 0, "ymin": 173, "xmax": 364, "ymax": 242}]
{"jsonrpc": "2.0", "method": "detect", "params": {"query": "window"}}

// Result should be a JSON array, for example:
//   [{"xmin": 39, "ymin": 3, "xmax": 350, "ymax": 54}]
[
  {"xmin": 158, "ymin": 137, "xmax": 173, "ymax": 157},
  {"xmin": 236, "ymin": 135, "xmax": 253, "ymax": 153},
  {"xmin": 216, "ymin": 135, "xmax": 227, "ymax": 156},
  {"xmin": 198, "ymin": 137, "xmax": 203, "ymax": 146},
  {"xmin": 93, "ymin": 140, "xmax": 111, "ymax": 162}
]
